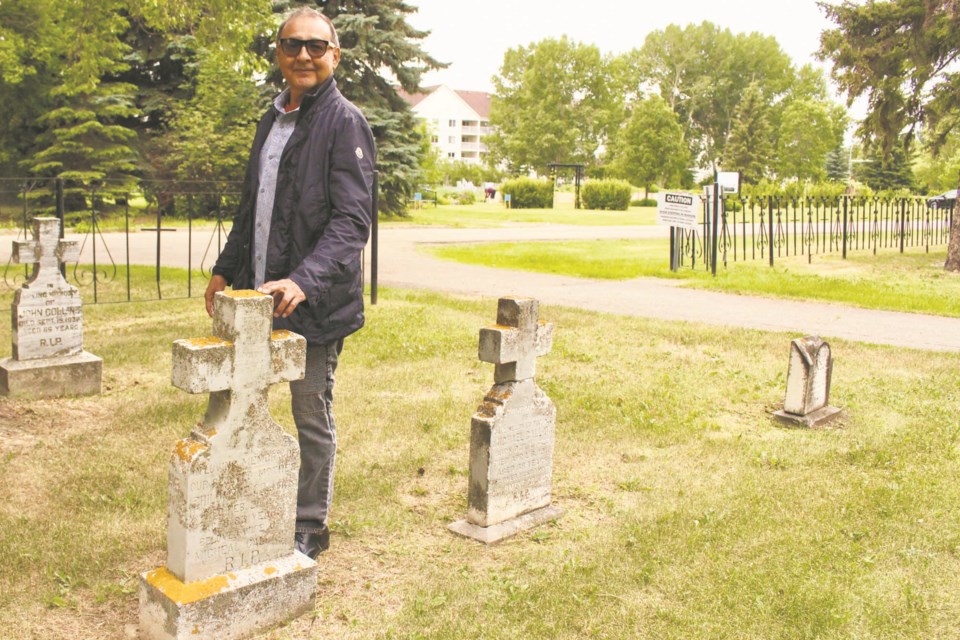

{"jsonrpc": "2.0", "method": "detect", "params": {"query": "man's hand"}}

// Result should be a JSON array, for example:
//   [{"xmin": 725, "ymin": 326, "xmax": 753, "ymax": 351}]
[
  {"xmin": 204, "ymin": 274, "xmax": 228, "ymax": 317},
  {"xmin": 258, "ymin": 278, "xmax": 306, "ymax": 318}
]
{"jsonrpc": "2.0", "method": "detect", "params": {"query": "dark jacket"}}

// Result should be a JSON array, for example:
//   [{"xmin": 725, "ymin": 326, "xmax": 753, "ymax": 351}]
[{"xmin": 213, "ymin": 77, "xmax": 376, "ymax": 345}]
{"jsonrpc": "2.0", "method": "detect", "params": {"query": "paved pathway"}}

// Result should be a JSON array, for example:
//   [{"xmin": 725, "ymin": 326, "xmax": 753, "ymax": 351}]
[{"xmin": 3, "ymin": 223, "xmax": 960, "ymax": 352}]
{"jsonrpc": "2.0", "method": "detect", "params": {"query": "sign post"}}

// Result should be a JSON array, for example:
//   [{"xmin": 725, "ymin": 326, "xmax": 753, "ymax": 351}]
[{"xmin": 657, "ymin": 192, "xmax": 698, "ymax": 272}]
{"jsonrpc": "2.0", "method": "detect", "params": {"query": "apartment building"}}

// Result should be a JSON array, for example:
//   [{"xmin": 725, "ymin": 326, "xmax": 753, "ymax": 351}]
[{"xmin": 400, "ymin": 85, "xmax": 493, "ymax": 164}]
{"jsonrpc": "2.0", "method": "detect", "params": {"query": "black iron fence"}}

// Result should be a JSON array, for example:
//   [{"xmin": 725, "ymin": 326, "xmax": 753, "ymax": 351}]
[
  {"xmin": 671, "ymin": 194, "xmax": 954, "ymax": 272},
  {"xmin": 0, "ymin": 177, "xmax": 379, "ymax": 304}
]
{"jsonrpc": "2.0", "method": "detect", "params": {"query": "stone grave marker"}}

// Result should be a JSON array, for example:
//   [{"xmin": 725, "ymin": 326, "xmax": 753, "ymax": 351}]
[
  {"xmin": 140, "ymin": 291, "xmax": 316, "ymax": 640},
  {"xmin": 772, "ymin": 335, "xmax": 842, "ymax": 428},
  {"xmin": 448, "ymin": 296, "xmax": 563, "ymax": 544},
  {"xmin": 0, "ymin": 216, "xmax": 101, "ymax": 398}
]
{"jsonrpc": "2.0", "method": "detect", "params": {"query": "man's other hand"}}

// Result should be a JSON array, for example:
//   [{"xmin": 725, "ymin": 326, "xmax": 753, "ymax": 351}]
[
  {"xmin": 258, "ymin": 278, "xmax": 306, "ymax": 318},
  {"xmin": 204, "ymin": 275, "xmax": 228, "ymax": 317}
]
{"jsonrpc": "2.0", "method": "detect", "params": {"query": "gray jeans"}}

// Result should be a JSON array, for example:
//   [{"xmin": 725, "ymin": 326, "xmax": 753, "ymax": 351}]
[{"xmin": 289, "ymin": 339, "xmax": 342, "ymax": 528}]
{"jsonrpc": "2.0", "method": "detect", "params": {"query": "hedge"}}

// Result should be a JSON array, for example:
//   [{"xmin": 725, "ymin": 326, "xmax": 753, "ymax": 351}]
[
  {"xmin": 582, "ymin": 179, "xmax": 632, "ymax": 211},
  {"xmin": 500, "ymin": 177, "xmax": 553, "ymax": 209}
]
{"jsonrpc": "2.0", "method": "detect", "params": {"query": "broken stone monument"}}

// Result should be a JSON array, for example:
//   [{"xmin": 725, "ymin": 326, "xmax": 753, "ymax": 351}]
[
  {"xmin": 772, "ymin": 335, "xmax": 842, "ymax": 428},
  {"xmin": 0, "ymin": 216, "xmax": 101, "ymax": 398},
  {"xmin": 140, "ymin": 291, "xmax": 316, "ymax": 640},
  {"xmin": 448, "ymin": 296, "xmax": 563, "ymax": 544}
]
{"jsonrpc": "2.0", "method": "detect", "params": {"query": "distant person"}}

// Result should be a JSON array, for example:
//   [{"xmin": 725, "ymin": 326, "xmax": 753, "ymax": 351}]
[{"xmin": 204, "ymin": 6, "xmax": 376, "ymax": 559}]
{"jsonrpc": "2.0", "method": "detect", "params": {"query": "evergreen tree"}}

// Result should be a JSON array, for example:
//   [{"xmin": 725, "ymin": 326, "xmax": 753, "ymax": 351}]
[
  {"xmin": 824, "ymin": 145, "xmax": 849, "ymax": 183},
  {"xmin": 722, "ymin": 83, "xmax": 772, "ymax": 184},
  {"xmin": 25, "ymin": 0, "xmax": 140, "ymax": 193}
]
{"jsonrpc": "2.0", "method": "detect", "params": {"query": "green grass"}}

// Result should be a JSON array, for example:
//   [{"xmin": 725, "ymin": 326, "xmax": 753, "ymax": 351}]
[
  {"xmin": 1, "ymin": 287, "xmax": 959, "ymax": 638},
  {"xmin": 385, "ymin": 200, "xmax": 658, "ymax": 228},
  {"xmin": 1, "ymin": 263, "xmax": 211, "ymax": 307},
  {"xmin": 429, "ymin": 239, "xmax": 960, "ymax": 317}
]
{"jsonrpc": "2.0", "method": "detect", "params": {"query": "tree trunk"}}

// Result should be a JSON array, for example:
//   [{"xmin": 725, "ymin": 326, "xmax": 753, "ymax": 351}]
[{"xmin": 946, "ymin": 171, "xmax": 960, "ymax": 271}]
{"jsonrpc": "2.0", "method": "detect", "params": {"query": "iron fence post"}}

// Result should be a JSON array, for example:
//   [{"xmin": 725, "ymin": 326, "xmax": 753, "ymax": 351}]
[
  {"xmin": 711, "ymin": 175, "xmax": 719, "ymax": 276},
  {"xmin": 768, "ymin": 195, "xmax": 774, "ymax": 267},
  {"xmin": 842, "ymin": 196, "xmax": 848, "ymax": 259},
  {"xmin": 900, "ymin": 199, "xmax": 906, "ymax": 254}
]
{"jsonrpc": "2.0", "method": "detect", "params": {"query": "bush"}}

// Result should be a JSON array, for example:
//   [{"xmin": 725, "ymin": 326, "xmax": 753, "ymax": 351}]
[
  {"xmin": 436, "ymin": 186, "xmax": 480, "ymax": 205},
  {"xmin": 630, "ymin": 198, "xmax": 658, "ymax": 207},
  {"xmin": 500, "ymin": 178, "xmax": 553, "ymax": 209},
  {"xmin": 582, "ymin": 179, "xmax": 632, "ymax": 211}
]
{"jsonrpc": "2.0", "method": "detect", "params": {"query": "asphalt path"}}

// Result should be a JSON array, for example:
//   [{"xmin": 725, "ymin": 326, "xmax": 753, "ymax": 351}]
[{"xmin": 3, "ymin": 223, "xmax": 960, "ymax": 352}]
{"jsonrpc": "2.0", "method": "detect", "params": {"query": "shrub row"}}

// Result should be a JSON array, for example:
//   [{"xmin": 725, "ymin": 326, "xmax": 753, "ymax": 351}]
[
  {"xmin": 582, "ymin": 179, "xmax": 632, "ymax": 211},
  {"xmin": 500, "ymin": 178, "xmax": 553, "ymax": 209}
]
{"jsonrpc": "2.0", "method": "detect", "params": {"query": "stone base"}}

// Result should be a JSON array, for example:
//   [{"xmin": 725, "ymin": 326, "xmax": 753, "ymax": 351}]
[
  {"xmin": 772, "ymin": 406, "xmax": 842, "ymax": 429},
  {"xmin": 0, "ymin": 351, "xmax": 102, "ymax": 398},
  {"xmin": 448, "ymin": 505, "xmax": 564, "ymax": 545},
  {"xmin": 139, "ymin": 552, "xmax": 317, "ymax": 640}
]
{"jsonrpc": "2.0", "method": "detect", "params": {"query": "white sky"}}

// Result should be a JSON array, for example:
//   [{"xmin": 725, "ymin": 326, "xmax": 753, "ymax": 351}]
[{"xmin": 407, "ymin": 0, "xmax": 840, "ymax": 93}]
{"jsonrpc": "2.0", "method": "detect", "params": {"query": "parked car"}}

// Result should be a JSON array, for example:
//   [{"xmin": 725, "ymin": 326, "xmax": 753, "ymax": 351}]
[{"xmin": 927, "ymin": 189, "xmax": 958, "ymax": 209}]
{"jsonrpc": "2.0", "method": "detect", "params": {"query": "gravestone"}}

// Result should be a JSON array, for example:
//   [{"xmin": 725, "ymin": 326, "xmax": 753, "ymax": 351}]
[
  {"xmin": 140, "ymin": 291, "xmax": 316, "ymax": 640},
  {"xmin": 772, "ymin": 335, "xmax": 842, "ymax": 428},
  {"xmin": 448, "ymin": 296, "xmax": 563, "ymax": 544},
  {"xmin": 0, "ymin": 217, "xmax": 101, "ymax": 398}
]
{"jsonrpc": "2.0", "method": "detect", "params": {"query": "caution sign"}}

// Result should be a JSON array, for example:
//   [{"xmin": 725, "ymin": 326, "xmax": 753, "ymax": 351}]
[{"xmin": 657, "ymin": 192, "xmax": 698, "ymax": 230}]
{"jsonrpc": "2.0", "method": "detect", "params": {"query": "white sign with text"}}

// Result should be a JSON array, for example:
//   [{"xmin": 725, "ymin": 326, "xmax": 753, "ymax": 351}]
[{"xmin": 657, "ymin": 192, "xmax": 699, "ymax": 230}]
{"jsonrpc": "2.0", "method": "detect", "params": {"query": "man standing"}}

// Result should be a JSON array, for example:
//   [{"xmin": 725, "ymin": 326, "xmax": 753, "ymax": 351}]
[{"xmin": 204, "ymin": 7, "xmax": 375, "ymax": 560}]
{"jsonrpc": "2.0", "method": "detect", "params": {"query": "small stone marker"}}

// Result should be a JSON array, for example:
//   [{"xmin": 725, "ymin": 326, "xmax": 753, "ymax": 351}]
[
  {"xmin": 772, "ymin": 335, "xmax": 842, "ymax": 428},
  {"xmin": 448, "ymin": 297, "xmax": 562, "ymax": 544},
  {"xmin": 0, "ymin": 217, "xmax": 101, "ymax": 398},
  {"xmin": 140, "ymin": 291, "xmax": 316, "ymax": 640}
]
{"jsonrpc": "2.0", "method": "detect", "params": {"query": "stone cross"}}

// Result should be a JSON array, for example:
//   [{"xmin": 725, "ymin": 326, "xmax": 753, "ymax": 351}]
[
  {"xmin": 13, "ymin": 216, "xmax": 79, "ymax": 289},
  {"xmin": 478, "ymin": 297, "xmax": 554, "ymax": 383},
  {"xmin": 140, "ymin": 291, "xmax": 316, "ymax": 640},
  {"xmin": 772, "ymin": 335, "xmax": 841, "ymax": 428},
  {"xmin": 449, "ymin": 297, "xmax": 563, "ymax": 544},
  {"xmin": 1, "ymin": 217, "xmax": 101, "ymax": 398}
]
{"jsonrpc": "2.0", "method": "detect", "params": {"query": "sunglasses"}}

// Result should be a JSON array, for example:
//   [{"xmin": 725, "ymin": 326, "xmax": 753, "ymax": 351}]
[{"xmin": 278, "ymin": 38, "xmax": 333, "ymax": 58}]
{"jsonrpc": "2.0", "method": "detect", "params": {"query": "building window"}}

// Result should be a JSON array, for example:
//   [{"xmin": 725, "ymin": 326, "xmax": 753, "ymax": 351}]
[
  {"xmin": 448, "ymin": 119, "xmax": 457, "ymax": 127},
  {"xmin": 448, "ymin": 136, "xmax": 456, "ymax": 143},
  {"xmin": 431, "ymin": 136, "xmax": 438, "ymax": 143},
  {"xmin": 448, "ymin": 152, "xmax": 456, "ymax": 158}
]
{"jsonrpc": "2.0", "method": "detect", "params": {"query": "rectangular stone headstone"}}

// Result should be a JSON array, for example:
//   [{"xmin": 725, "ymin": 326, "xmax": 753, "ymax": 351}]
[
  {"xmin": 772, "ymin": 335, "xmax": 842, "ymax": 428},
  {"xmin": 0, "ymin": 217, "xmax": 101, "ymax": 397},
  {"xmin": 140, "ymin": 291, "xmax": 316, "ymax": 640},
  {"xmin": 449, "ymin": 297, "xmax": 562, "ymax": 544}
]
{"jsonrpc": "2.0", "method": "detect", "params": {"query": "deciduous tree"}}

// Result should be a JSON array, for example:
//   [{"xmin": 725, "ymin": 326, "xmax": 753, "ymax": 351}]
[{"xmin": 608, "ymin": 95, "xmax": 688, "ymax": 198}]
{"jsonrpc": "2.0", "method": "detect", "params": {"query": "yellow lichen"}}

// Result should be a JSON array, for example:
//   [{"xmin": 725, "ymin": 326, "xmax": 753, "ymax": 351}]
[
  {"xmin": 264, "ymin": 566, "xmax": 277, "ymax": 576},
  {"xmin": 145, "ymin": 567, "xmax": 230, "ymax": 605},
  {"xmin": 271, "ymin": 330, "xmax": 295, "ymax": 341},
  {"xmin": 173, "ymin": 438, "xmax": 207, "ymax": 462},
  {"xmin": 184, "ymin": 336, "xmax": 232, "ymax": 348},
  {"xmin": 226, "ymin": 290, "xmax": 265, "ymax": 298}
]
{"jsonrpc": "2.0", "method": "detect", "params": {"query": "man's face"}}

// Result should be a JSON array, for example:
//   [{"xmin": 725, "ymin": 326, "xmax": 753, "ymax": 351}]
[{"xmin": 277, "ymin": 14, "xmax": 340, "ymax": 102}]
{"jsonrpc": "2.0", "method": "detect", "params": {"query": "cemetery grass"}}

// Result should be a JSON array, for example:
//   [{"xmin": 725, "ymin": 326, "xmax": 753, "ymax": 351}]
[
  {"xmin": 429, "ymin": 239, "xmax": 960, "ymax": 317},
  {"xmin": 387, "ymin": 201, "xmax": 657, "ymax": 228},
  {"xmin": 2, "ymin": 286, "xmax": 960, "ymax": 638}
]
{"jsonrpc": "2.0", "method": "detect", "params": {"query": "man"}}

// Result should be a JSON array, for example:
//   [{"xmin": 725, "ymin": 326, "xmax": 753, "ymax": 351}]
[{"xmin": 204, "ymin": 7, "xmax": 375, "ymax": 560}]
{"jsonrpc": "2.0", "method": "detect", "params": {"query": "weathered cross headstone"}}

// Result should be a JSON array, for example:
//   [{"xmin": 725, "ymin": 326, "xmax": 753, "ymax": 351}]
[
  {"xmin": 140, "ymin": 291, "xmax": 316, "ymax": 640},
  {"xmin": 449, "ymin": 296, "xmax": 562, "ymax": 544},
  {"xmin": 772, "ymin": 335, "xmax": 842, "ymax": 428},
  {"xmin": 0, "ymin": 217, "xmax": 101, "ymax": 397}
]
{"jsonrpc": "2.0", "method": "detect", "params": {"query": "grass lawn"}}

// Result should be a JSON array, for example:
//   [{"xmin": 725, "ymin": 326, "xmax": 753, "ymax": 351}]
[
  {"xmin": 384, "ymin": 200, "xmax": 658, "ymax": 228},
  {"xmin": 1, "ymin": 287, "xmax": 960, "ymax": 638},
  {"xmin": 429, "ymin": 239, "xmax": 960, "ymax": 317}
]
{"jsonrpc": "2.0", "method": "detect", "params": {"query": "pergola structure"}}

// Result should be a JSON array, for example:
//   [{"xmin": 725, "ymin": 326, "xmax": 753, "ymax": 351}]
[{"xmin": 546, "ymin": 163, "xmax": 585, "ymax": 209}]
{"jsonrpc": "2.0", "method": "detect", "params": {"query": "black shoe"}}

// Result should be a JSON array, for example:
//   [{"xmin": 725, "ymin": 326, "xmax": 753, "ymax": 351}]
[{"xmin": 295, "ymin": 525, "xmax": 329, "ymax": 559}]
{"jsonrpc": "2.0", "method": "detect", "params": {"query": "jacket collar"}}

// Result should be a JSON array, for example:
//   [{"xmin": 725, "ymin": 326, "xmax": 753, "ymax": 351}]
[{"xmin": 298, "ymin": 76, "xmax": 337, "ymax": 114}]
